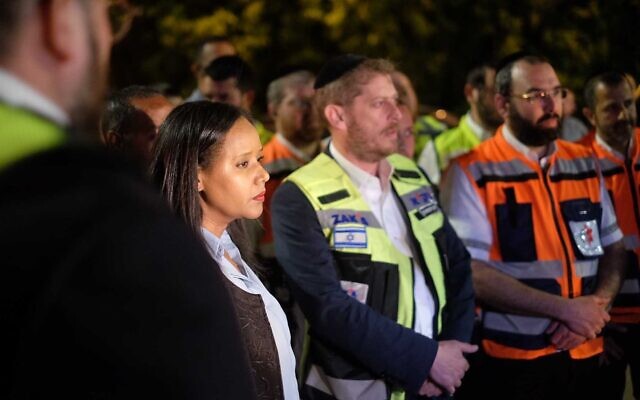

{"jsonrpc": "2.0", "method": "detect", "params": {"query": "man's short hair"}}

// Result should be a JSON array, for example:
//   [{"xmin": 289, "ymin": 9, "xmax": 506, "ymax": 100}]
[
  {"xmin": 495, "ymin": 53, "xmax": 550, "ymax": 96},
  {"xmin": 267, "ymin": 70, "xmax": 314, "ymax": 107},
  {"xmin": 193, "ymin": 35, "xmax": 233, "ymax": 64},
  {"xmin": 466, "ymin": 65, "xmax": 494, "ymax": 89},
  {"xmin": 583, "ymin": 71, "xmax": 634, "ymax": 110},
  {"xmin": 204, "ymin": 55, "xmax": 254, "ymax": 92},
  {"xmin": 100, "ymin": 85, "xmax": 163, "ymax": 139},
  {"xmin": 314, "ymin": 58, "xmax": 395, "ymax": 126},
  {"xmin": 0, "ymin": 0, "xmax": 35, "ymax": 58}
]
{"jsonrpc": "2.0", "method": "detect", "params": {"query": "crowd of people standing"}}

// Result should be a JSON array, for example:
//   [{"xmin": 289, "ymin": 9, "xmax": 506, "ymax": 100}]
[{"xmin": 2, "ymin": 1, "xmax": 639, "ymax": 400}]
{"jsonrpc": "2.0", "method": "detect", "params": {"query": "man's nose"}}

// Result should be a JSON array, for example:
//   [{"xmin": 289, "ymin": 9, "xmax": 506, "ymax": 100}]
[
  {"xmin": 541, "ymin": 95, "xmax": 556, "ymax": 113},
  {"xmin": 389, "ymin": 103, "xmax": 401, "ymax": 122},
  {"xmin": 258, "ymin": 163, "xmax": 270, "ymax": 183}
]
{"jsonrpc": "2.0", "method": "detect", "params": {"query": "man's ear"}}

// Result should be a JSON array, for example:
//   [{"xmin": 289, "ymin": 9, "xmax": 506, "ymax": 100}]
[
  {"xmin": 242, "ymin": 90, "xmax": 256, "ymax": 110},
  {"xmin": 464, "ymin": 83, "xmax": 477, "ymax": 103},
  {"xmin": 494, "ymin": 93, "xmax": 510, "ymax": 120},
  {"xmin": 583, "ymin": 107, "xmax": 596, "ymax": 127},
  {"xmin": 268, "ymin": 102, "xmax": 278, "ymax": 120},
  {"xmin": 102, "ymin": 130, "xmax": 122, "ymax": 148},
  {"xmin": 324, "ymin": 104, "xmax": 347, "ymax": 131},
  {"xmin": 40, "ymin": 0, "xmax": 85, "ymax": 61},
  {"xmin": 191, "ymin": 62, "xmax": 202, "ymax": 78},
  {"xmin": 196, "ymin": 167, "xmax": 204, "ymax": 192}
]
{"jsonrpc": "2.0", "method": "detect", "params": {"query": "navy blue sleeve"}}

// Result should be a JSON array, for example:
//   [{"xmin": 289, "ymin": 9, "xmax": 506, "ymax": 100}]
[
  {"xmin": 271, "ymin": 181, "xmax": 438, "ymax": 394},
  {"xmin": 436, "ymin": 216, "xmax": 475, "ymax": 342}
]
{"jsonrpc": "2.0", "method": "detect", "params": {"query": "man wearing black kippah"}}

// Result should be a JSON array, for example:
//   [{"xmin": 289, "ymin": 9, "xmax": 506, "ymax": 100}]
[{"xmin": 271, "ymin": 55, "xmax": 477, "ymax": 399}]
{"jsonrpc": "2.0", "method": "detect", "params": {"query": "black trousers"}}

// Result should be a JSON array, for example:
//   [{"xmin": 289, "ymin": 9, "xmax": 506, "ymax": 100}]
[
  {"xmin": 595, "ymin": 323, "xmax": 640, "ymax": 400},
  {"xmin": 455, "ymin": 350, "xmax": 601, "ymax": 400}
]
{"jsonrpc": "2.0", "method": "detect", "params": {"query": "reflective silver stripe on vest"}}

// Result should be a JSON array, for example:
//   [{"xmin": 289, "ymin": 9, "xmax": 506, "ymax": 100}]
[
  {"xmin": 468, "ymin": 159, "xmax": 536, "ymax": 182},
  {"xmin": 601, "ymin": 223, "xmax": 619, "ymax": 237},
  {"xmin": 548, "ymin": 157, "xmax": 597, "ymax": 178},
  {"xmin": 484, "ymin": 311, "xmax": 551, "ymax": 335},
  {"xmin": 306, "ymin": 364, "xmax": 387, "ymax": 400},
  {"xmin": 316, "ymin": 209, "xmax": 382, "ymax": 230},
  {"xmin": 463, "ymin": 238, "xmax": 491, "ymax": 251},
  {"xmin": 490, "ymin": 260, "xmax": 564, "ymax": 280},
  {"xmin": 597, "ymin": 157, "xmax": 622, "ymax": 174},
  {"xmin": 623, "ymin": 234, "xmax": 640, "ymax": 251},
  {"xmin": 620, "ymin": 278, "xmax": 640, "ymax": 294},
  {"xmin": 575, "ymin": 260, "xmax": 598, "ymax": 278},
  {"xmin": 398, "ymin": 186, "xmax": 438, "ymax": 212},
  {"xmin": 264, "ymin": 157, "xmax": 301, "ymax": 174}
]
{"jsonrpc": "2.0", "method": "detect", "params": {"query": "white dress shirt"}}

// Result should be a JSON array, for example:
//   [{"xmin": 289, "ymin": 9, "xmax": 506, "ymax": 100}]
[
  {"xmin": 0, "ymin": 68, "xmax": 69, "ymax": 126},
  {"xmin": 330, "ymin": 142, "xmax": 436, "ymax": 338},
  {"xmin": 201, "ymin": 228, "xmax": 299, "ymax": 400}
]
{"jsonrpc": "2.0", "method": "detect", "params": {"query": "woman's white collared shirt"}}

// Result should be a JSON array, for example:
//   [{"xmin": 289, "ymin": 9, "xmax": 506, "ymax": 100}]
[{"xmin": 202, "ymin": 228, "xmax": 299, "ymax": 400}]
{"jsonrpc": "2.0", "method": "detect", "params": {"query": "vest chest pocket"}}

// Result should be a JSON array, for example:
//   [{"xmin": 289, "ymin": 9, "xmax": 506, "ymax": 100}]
[
  {"xmin": 560, "ymin": 198, "xmax": 604, "ymax": 260},
  {"xmin": 495, "ymin": 187, "xmax": 537, "ymax": 262},
  {"xmin": 332, "ymin": 251, "xmax": 400, "ymax": 321}
]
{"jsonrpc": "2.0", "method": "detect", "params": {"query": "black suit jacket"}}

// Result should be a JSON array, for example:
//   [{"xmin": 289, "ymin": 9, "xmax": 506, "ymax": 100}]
[{"xmin": 0, "ymin": 145, "xmax": 256, "ymax": 399}]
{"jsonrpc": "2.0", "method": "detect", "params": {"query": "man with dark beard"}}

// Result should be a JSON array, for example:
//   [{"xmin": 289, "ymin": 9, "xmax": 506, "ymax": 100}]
[
  {"xmin": 0, "ymin": 0, "xmax": 255, "ymax": 398},
  {"xmin": 418, "ymin": 65, "xmax": 503, "ymax": 184},
  {"xmin": 583, "ymin": 71, "xmax": 640, "ymax": 400},
  {"xmin": 440, "ymin": 54, "xmax": 626, "ymax": 400},
  {"xmin": 271, "ymin": 54, "xmax": 477, "ymax": 399}
]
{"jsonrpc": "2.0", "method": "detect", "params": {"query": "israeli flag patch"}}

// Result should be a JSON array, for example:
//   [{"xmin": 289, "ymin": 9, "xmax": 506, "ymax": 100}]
[{"xmin": 334, "ymin": 226, "xmax": 367, "ymax": 249}]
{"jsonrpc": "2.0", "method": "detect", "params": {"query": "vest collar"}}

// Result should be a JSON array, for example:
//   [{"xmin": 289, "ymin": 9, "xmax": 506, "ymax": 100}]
[
  {"xmin": 502, "ymin": 124, "xmax": 557, "ymax": 167},
  {"xmin": 329, "ymin": 141, "xmax": 394, "ymax": 192},
  {"xmin": 594, "ymin": 131, "xmax": 635, "ymax": 161},
  {"xmin": 464, "ymin": 112, "xmax": 492, "ymax": 141},
  {"xmin": 275, "ymin": 133, "xmax": 312, "ymax": 162},
  {"xmin": 0, "ymin": 69, "xmax": 69, "ymax": 126}
]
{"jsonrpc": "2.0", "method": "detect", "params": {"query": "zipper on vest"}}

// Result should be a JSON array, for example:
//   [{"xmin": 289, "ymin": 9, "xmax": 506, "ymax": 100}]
[
  {"xmin": 625, "ymin": 158, "xmax": 640, "ymax": 233},
  {"xmin": 391, "ymin": 185, "xmax": 439, "ymax": 334},
  {"xmin": 542, "ymin": 165, "xmax": 575, "ymax": 298}
]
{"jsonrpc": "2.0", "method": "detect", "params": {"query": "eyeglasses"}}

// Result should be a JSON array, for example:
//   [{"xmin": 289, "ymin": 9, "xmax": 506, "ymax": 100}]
[
  {"xmin": 108, "ymin": 0, "xmax": 143, "ymax": 43},
  {"xmin": 511, "ymin": 87, "xmax": 568, "ymax": 104}
]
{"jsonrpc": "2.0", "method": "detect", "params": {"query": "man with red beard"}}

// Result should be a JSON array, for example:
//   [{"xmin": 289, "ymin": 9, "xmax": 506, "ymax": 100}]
[
  {"xmin": 0, "ymin": 0, "xmax": 255, "ymax": 398},
  {"xmin": 271, "ymin": 54, "xmax": 477, "ymax": 399},
  {"xmin": 582, "ymin": 71, "xmax": 640, "ymax": 400},
  {"xmin": 441, "ymin": 54, "xmax": 626, "ymax": 399}
]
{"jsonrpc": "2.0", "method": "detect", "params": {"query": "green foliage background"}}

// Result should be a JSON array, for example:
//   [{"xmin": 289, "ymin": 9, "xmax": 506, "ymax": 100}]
[{"xmin": 110, "ymin": 0, "xmax": 640, "ymax": 116}]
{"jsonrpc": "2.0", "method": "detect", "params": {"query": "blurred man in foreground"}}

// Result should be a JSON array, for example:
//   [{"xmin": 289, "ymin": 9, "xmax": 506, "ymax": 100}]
[{"xmin": 0, "ymin": 0, "xmax": 255, "ymax": 397}]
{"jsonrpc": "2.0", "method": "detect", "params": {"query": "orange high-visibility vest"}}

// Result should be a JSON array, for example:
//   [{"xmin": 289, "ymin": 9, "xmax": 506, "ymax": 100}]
[
  {"xmin": 456, "ymin": 126, "xmax": 607, "ymax": 360},
  {"xmin": 591, "ymin": 128, "xmax": 640, "ymax": 324}
]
